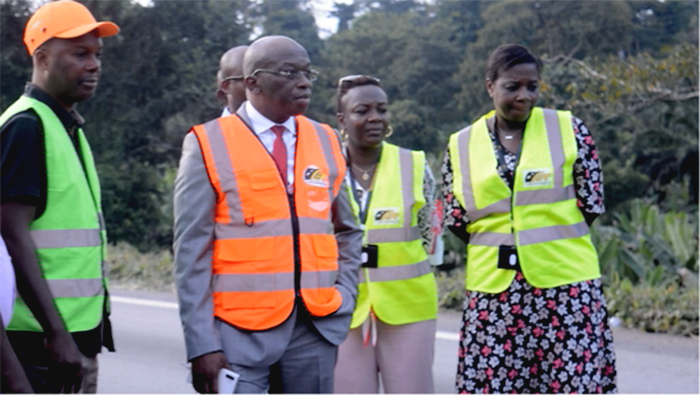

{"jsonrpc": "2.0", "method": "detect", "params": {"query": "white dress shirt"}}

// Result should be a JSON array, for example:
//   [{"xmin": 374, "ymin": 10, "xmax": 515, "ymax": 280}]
[
  {"xmin": 244, "ymin": 101, "xmax": 297, "ymax": 185},
  {"xmin": 221, "ymin": 107, "xmax": 232, "ymax": 117}
]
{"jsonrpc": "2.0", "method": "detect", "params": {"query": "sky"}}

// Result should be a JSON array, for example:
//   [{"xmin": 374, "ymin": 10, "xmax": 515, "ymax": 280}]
[{"xmin": 308, "ymin": 0, "xmax": 352, "ymax": 38}]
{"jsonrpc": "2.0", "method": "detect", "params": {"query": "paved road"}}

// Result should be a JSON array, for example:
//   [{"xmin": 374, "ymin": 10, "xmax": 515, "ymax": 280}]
[{"xmin": 97, "ymin": 288, "xmax": 698, "ymax": 394}]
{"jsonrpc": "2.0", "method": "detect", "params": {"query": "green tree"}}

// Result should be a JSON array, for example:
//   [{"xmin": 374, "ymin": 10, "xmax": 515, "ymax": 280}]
[
  {"xmin": 626, "ymin": 0, "xmax": 699, "ymax": 56},
  {"xmin": 0, "ymin": 0, "xmax": 34, "ymax": 111},
  {"xmin": 259, "ymin": 2, "xmax": 324, "ymax": 60},
  {"xmin": 356, "ymin": 0, "xmax": 423, "ymax": 15},
  {"xmin": 433, "ymin": 0, "xmax": 486, "ymax": 49},
  {"xmin": 540, "ymin": 43, "xmax": 699, "ymax": 212},
  {"xmin": 330, "ymin": 1, "xmax": 355, "ymax": 33},
  {"xmin": 455, "ymin": 0, "xmax": 634, "ymax": 121}
]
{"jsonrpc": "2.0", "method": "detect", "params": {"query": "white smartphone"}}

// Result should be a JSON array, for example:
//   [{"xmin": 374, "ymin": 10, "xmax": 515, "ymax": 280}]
[{"xmin": 218, "ymin": 368, "xmax": 240, "ymax": 394}]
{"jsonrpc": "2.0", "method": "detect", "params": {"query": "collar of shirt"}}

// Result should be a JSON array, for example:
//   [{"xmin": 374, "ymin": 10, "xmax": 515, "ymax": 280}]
[
  {"xmin": 244, "ymin": 101, "xmax": 296, "ymax": 137},
  {"xmin": 24, "ymin": 83, "xmax": 84, "ymax": 136}
]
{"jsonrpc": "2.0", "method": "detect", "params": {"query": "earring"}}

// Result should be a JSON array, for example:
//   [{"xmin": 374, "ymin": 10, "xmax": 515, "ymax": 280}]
[
  {"xmin": 339, "ymin": 128, "xmax": 347, "ymax": 140},
  {"xmin": 385, "ymin": 125, "xmax": 394, "ymax": 138}
]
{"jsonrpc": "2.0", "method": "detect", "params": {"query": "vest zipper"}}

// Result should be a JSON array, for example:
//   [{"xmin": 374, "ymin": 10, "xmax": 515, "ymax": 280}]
[
  {"xmin": 493, "ymin": 118, "xmax": 520, "ymax": 243},
  {"xmin": 507, "ymin": 135, "xmax": 524, "ymax": 245},
  {"xmin": 287, "ymin": 192, "xmax": 302, "ymax": 298}
]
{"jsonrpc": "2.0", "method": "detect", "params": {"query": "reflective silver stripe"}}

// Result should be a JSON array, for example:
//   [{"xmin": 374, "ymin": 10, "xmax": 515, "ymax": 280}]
[
  {"xmin": 469, "ymin": 198, "xmax": 511, "ymax": 222},
  {"xmin": 213, "ymin": 272, "xmax": 294, "ymax": 292},
  {"xmin": 30, "ymin": 228, "xmax": 101, "ymax": 249},
  {"xmin": 201, "ymin": 119, "xmax": 244, "ymax": 224},
  {"xmin": 298, "ymin": 217, "xmax": 334, "ymax": 235},
  {"xmin": 215, "ymin": 219, "xmax": 289, "ymax": 239},
  {"xmin": 214, "ymin": 270, "xmax": 338, "ymax": 292},
  {"xmin": 515, "ymin": 185, "xmax": 576, "ymax": 206},
  {"xmin": 300, "ymin": 270, "xmax": 338, "ymax": 289},
  {"xmin": 214, "ymin": 217, "xmax": 328, "ymax": 239},
  {"xmin": 310, "ymin": 120, "xmax": 340, "ymax": 199},
  {"xmin": 518, "ymin": 221, "xmax": 589, "ymax": 246},
  {"xmin": 366, "ymin": 226, "xmax": 420, "ymax": 244},
  {"xmin": 398, "ymin": 148, "xmax": 414, "ymax": 228},
  {"xmin": 469, "ymin": 231, "xmax": 514, "ymax": 247},
  {"xmin": 457, "ymin": 126, "xmax": 479, "ymax": 215},
  {"xmin": 47, "ymin": 278, "xmax": 103, "ymax": 298},
  {"xmin": 359, "ymin": 260, "xmax": 431, "ymax": 283},
  {"xmin": 543, "ymin": 109, "xmax": 564, "ymax": 188}
]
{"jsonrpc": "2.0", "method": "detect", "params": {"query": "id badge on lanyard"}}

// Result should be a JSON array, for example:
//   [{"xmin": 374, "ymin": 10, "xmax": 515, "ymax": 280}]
[{"xmin": 349, "ymin": 171, "xmax": 379, "ymax": 268}]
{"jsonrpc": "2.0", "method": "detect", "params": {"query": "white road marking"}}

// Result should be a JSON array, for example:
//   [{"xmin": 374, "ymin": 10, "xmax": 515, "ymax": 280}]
[
  {"xmin": 436, "ymin": 331, "xmax": 460, "ymax": 341},
  {"xmin": 111, "ymin": 295, "xmax": 178, "ymax": 309},
  {"xmin": 111, "ymin": 295, "xmax": 462, "ymax": 341}
]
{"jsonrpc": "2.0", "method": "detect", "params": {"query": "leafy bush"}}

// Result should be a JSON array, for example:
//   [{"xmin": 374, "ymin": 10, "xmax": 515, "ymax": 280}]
[
  {"xmin": 606, "ymin": 276, "xmax": 699, "ymax": 336},
  {"xmin": 434, "ymin": 267, "xmax": 465, "ymax": 311},
  {"xmin": 592, "ymin": 198, "xmax": 698, "ymax": 287},
  {"xmin": 592, "ymin": 198, "xmax": 698, "ymax": 335},
  {"xmin": 106, "ymin": 243, "xmax": 175, "ymax": 292}
]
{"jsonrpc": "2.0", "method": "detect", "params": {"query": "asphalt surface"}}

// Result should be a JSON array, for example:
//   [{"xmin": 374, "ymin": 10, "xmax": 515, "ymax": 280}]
[{"xmin": 97, "ymin": 288, "xmax": 699, "ymax": 394}]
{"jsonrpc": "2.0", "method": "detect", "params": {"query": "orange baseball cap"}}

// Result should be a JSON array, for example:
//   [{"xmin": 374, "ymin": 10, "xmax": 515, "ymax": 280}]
[{"xmin": 23, "ymin": 0, "xmax": 120, "ymax": 56}]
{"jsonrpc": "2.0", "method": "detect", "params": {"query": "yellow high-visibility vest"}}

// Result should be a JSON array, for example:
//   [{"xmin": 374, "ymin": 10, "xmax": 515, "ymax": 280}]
[
  {"xmin": 348, "ymin": 142, "xmax": 437, "ymax": 327},
  {"xmin": 448, "ymin": 107, "xmax": 600, "ymax": 293}
]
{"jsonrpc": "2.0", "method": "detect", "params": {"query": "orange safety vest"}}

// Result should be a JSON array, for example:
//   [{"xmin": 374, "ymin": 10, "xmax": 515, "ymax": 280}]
[{"xmin": 192, "ymin": 114, "xmax": 347, "ymax": 331}]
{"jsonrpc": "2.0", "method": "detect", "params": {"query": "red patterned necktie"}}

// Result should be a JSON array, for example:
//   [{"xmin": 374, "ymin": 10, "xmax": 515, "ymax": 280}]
[{"xmin": 271, "ymin": 125, "xmax": 287, "ymax": 185}]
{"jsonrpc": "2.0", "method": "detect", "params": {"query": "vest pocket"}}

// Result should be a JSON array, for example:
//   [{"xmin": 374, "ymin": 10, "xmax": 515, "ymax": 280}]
[
  {"xmin": 215, "ymin": 238, "xmax": 274, "ymax": 262},
  {"xmin": 247, "ymin": 170, "xmax": 289, "ymax": 219},
  {"xmin": 249, "ymin": 170, "xmax": 280, "ymax": 191},
  {"xmin": 312, "ymin": 234, "xmax": 338, "ymax": 259}
]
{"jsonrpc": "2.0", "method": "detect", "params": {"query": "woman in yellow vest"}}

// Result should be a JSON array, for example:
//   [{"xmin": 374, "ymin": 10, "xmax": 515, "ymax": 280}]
[
  {"xmin": 332, "ymin": 75, "xmax": 439, "ymax": 393},
  {"xmin": 442, "ymin": 45, "xmax": 617, "ymax": 393}
]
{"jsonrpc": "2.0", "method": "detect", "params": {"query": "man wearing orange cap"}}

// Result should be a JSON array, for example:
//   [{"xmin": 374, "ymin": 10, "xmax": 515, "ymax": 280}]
[{"xmin": 0, "ymin": 0, "xmax": 119, "ymax": 393}]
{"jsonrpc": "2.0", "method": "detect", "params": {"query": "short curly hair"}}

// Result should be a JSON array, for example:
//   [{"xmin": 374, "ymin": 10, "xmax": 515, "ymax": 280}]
[{"xmin": 336, "ymin": 75, "xmax": 382, "ymax": 113}]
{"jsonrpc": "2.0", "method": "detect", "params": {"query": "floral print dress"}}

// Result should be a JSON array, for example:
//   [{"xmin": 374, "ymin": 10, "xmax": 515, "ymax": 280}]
[{"xmin": 442, "ymin": 116, "xmax": 617, "ymax": 393}]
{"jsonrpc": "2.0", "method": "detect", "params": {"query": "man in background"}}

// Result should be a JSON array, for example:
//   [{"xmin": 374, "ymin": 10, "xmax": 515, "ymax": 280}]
[{"xmin": 218, "ymin": 45, "xmax": 248, "ymax": 117}]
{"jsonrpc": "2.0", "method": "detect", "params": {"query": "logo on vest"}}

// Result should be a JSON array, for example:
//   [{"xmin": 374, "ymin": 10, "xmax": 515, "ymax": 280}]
[
  {"xmin": 373, "ymin": 208, "xmax": 401, "ymax": 225},
  {"xmin": 303, "ymin": 166, "xmax": 329, "ymax": 188},
  {"xmin": 522, "ymin": 168, "xmax": 552, "ymax": 187}
]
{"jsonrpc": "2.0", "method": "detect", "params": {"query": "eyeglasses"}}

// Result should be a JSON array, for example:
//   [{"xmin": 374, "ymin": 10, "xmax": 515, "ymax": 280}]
[
  {"xmin": 222, "ymin": 76, "xmax": 244, "ymax": 83},
  {"xmin": 251, "ymin": 69, "xmax": 319, "ymax": 82},
  {"xmin": 338, "ymin": 75, "xmax": 381, "ymax": 87}
]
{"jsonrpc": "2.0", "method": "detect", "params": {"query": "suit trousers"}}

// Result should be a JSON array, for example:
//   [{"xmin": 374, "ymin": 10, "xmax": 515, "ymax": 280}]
[
  {"xmin": 334, "ymin": 318, "xmax": 436, "ymax": 394},
  {"xmin": 222, "ymin": 310, "xmax": 338, "ymax": 394}
]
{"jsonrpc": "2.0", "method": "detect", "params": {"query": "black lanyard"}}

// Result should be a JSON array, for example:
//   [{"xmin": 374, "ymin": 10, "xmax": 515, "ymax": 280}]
[
  {"xmin": 348, "ymin": 169, "xmax": 372, "ymax": 224},
  {"xmin": 493, "ymin": 131, "xmax": 523, "ymax": 190}
]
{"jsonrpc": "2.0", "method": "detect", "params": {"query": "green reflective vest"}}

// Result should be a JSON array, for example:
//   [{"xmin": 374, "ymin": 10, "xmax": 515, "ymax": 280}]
[
  {"xmin": 1, "ymin": 95, "xmax": 107, "ymax": 333},
  {"xmin": 448, "ymin": 107, "xmax": 600, "ymax": 294},
  {"xmin": 348, "ymin": 142, "xmax": 437, "ymax": 328}
]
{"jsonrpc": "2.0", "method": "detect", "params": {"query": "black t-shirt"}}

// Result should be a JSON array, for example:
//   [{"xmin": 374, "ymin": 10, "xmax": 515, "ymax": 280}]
[{"xmin": 1, "ymin": 83, "xmax": 114, "ymax": 356}]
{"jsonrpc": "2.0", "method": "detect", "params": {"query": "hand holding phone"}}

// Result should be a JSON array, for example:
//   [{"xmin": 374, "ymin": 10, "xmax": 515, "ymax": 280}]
[{"xmin": 218, "ymin": 368, "xmax": 240, "ymax": 394}]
